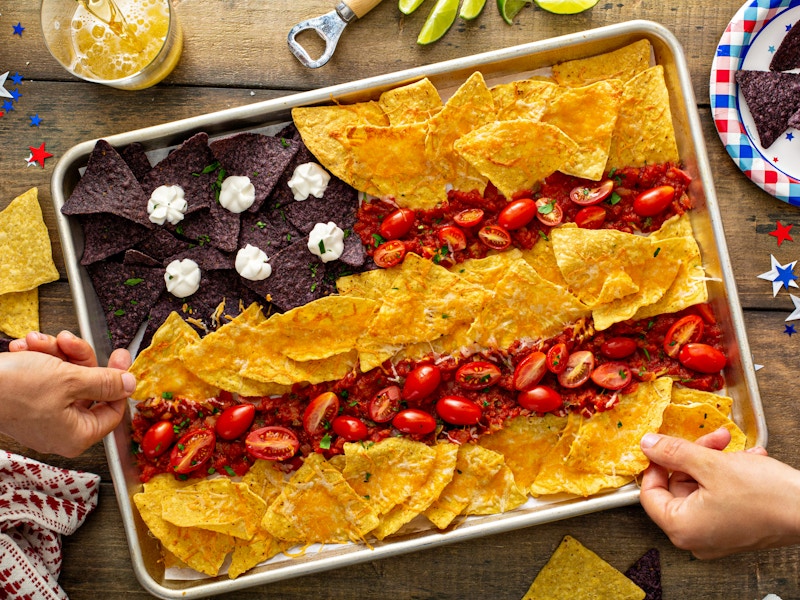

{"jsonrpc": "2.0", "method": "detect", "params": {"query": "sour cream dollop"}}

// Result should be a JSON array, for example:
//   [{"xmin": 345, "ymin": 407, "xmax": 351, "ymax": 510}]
[
  {"xmin": 235, "ymin": 244, "xmax": 272, "ymax": 281},
  {"xmin": 288, "ymin": 162, "xmax": 331, "ymax": 201},
  {"xmin": 307, "ymin": 222, "xmax": 345, "ymax": 263},
  {"xmin": 219, "ymin": 175, "xmax": 256, "ymax": 213},
  {"xmin": 148, "ymin": 185, "xmax": 187, "ymax": 225},
  {"xmin": 164, "ymin": 258, "xmax": 201, "ymax": 298}
]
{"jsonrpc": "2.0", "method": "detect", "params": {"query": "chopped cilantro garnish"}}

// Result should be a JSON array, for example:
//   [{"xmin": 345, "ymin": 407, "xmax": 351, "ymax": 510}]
[
  {"xmin": 608, "ymin": 192, "xmax": 622, "ymax": 206},
  {"xmin": 124, "ymin": 278, "xmax": 144, "ymax": 286},
  {"xmin": 113, "ymin": 309, "xmax": 126, "ymax": 316},
  {"xmin": 320, "ymin": 433, "xmax": 332, "ymax": 450},
  {"xmin": 653, "ymin": 247, "xmax": 661, "ymax": 257},
  {"xmin": 162, "ymin": 391, "xmax": 173, "ymax": 399},
  {"xmin": 372, "ymin": 233, "xmax": 386, "ymax": 248},
  {"xmin": 318, "ymin": 240, "xmax": 326, "ymax": 255},
  {"xmin": 224, "ymin": 466, "xmax": 236, "ymax": 477},
  {"xmin": 256, "ymin": 221, "xmax": 267, "ymax": 229}
]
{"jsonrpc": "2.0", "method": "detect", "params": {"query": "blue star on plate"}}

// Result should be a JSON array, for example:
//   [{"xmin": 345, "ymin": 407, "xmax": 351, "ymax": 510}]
[
  {"xmin": 2, "ymin": 100, "xmax": 13, "ymax": 112},
  {"xmin": 757, "ymin": 255, "xmax": 799, "ymax": 296},
  {"xmin": 788, "ymin": 23, "xmax": 794, "ymax": 32},
  {"xmin": 10, "ymin": 73, "xmax": 23, "ymax": 85},
  {"xmin": 785, "ymin": 324, "xmax": 796, "ymax": 336},
  {"xmin": 788, "ymin": 132, "xmax": 795, "ymax": 142},
  {"xmin": 29, "ymin": 114, "xmax": 41, "ymax": 127},
  {"xmin": 769, "ymin": 45, "xmax": 776, "ymax": 53},
  {"xmin": 12, "ymin": 23, "xmax": 24, "ymax": 36}
]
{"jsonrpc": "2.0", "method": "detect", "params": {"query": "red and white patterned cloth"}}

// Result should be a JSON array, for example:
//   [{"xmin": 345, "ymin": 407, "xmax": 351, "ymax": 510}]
[{"xmin": 0, "ymin": 451, "xmax": 100, "ymax": 600}]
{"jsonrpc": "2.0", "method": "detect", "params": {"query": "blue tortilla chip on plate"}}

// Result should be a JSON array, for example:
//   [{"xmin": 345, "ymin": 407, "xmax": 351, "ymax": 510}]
[
  {"xmin": 119, "ymin": 141, "xmax": 152, "ymax": 183},
  {"xmin": 735, "ymin": 70, "xmax": 800, "ymax": 148},
  {"xmin": 124, "ymin": 249, "xmax": 162, "ymax": 268},
  {"xmin": 174, "ymin": 202, "xmax": 241, "ymax": 253},
  {"xmin": 78, "ymin": 213, "xmax": 149, "ymax": 266},
  {"xmin": 162, "ymin": 245, "xmax": 235, "ymax": 271},
  {"xmin": 134, "ymin": 228, "xmax": 192, "ymax": 263},
  {"xmin": 238, "ymin": 208, "xmax": 302, "ymax": 257}
]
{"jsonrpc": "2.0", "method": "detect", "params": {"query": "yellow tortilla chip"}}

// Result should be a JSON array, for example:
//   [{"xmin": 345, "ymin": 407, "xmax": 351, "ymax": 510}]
[
  {"xmin": 378, "ymin": 77, "xmax": 442, "ymax": 125},
  {"xmin": 336, "ymin": 267, "xmax": 397, "ymax": 300},
  {"xmin": 542, "ymin": 80, "xmax": 623, "ymax": 180},
  {"xmin": 0, "ymin": 288, "xmax": 38, "ymax": 338},
  {"xmin": 671, "ymin": 385, "xmax": 733, "ymax": 416},
  {"xmin": 659, "ymin": 401, "xmax": 746, "ymax": 452},
  {"xmin": 606, "ymin": 65, "xmax": 680, "ymax": 170},
  {"xmin": 0, "ymin": 188, "xmax": 59, "ymax": 296},
  {"xmin": 520, "ymin": 240, "xmax": 569, "ymax": 288},
  {"xmin": 454, "ymin": 120, "xmax": 578, "ymax": 199},
  {"xmin": 244, "ymin": 347, "xmax": 358, "ymax": 386},
  {"xmin": 228, "ymin": 529, "xmax": 285, "ymax": 579},
  {"xmin": 521, "ymin": 535, "xmax": 645, "ymax": 600},
  {"xmin": 452, "ymin": 249, "xmax": 522, "ymax": 289},
  {"xmin": 241, "ymin": 459, "xmax": 287, "ymax": 503},
  {"xmin": 490, "ymin": 79, "xmax": 557, "ymax": 121},
  {"xmin": 552, "ymin": 39, "xmax": 652, "ymax": 86},
  {"xmin": 262, "ymin": 453, "xmax": 379, "ymax": 544},
  {"xmin": 568, "ymin": 378, "xmax": 673, "ymax": 476},
  {"xmin": 129, "ymin": 311, "xmax": 220, "ymax": 402}
]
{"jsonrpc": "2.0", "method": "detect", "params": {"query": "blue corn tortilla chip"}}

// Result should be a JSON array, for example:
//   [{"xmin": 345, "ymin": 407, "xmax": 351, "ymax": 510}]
[
  {"xmin": 736, "ymin": 70, "xmax": 800, "ymax": 148},
  {"xmin": 624, "ymin": 548, "xmax": 662, "ymax": 600},
  {"xmin": 283, "ymin": 177, "xmax": 358, "ymax": 234},
  {"xmin": 124, "ymin": 249, "xmax": 162, "ymax": 268},
  {"xmin": 0, "ymin": 337, "xmax": 11, "ymax": 352},
  {"xmin": 119, "ymin": 142, "xmax": 152, "ymax": 182},
  {"xmin": 162, "ymin": 245, "xmax": 235, "ymax": 271},
  {"xmin": 239, "ymin": 208, "xmax": 301, "ymax": 257},
  {"xmin": 173, "ymin": 204, "xmax": 241, "ymax": 253},
  {"xmin": 339, "ymin": 232, "xmax": 367, "ymax": 268},
  {"xmin": 79, "ymin": 213, "xmax": 149, "ymax": 265},
  {"xmin": 62, "ymin": 139, "xmax": 153, "ymax": 228},
  {"xmin": 770, "ymin": 20, "xmax": 800, "ymax": 72},
  {"xmin": 267, "ymin": 142, "xmax": 318, "ymax": 209},
  {"xmin": 134, "ymin": 228, "xmax": 191, "ymax": 262},
  {"xmin": 209, "ymin": 132, "xmax": 301, "ymax": 213}
]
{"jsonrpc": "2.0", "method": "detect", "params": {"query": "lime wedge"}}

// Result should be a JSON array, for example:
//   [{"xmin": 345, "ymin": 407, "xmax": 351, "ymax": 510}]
[
  {"xmin": 459, "ymin": 0, "xmax": 487, "ymax": 19},
  {"xmin": 399, "ymin": 0, "xmax": 427, "ymax": 15},
  {"xmin": 417, "ymin": 0, "xmax": 460, "ymax": 45},
  {"xmin": 497, "ymin": 0, "xmax": 530, "ymax": 25},
  {"xmin": 533, "ymin": 0, "xmax": 599, "ymax": 14}
]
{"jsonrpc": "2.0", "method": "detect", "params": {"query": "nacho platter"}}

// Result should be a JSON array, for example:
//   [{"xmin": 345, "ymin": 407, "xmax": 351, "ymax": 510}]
[{"xmin": 51, "ymin": 20, "xmax": 765, "ymax": 599}]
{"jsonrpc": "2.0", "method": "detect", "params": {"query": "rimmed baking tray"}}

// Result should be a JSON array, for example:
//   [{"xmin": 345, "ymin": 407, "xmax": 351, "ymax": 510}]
[{"xmin": 51, "ymin": 19, "xmax": 765, "ymax": 599}]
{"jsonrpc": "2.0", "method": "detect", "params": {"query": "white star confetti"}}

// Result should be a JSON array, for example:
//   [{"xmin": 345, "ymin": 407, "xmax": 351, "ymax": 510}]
[
  {"xmin": 25, "ymin": 153, "xmax": 36, "ymax": 167},
  {"xmin": 786, "ymin": 294, "xmax": 800, "ymax": 322},
  {"xmin": 757, "ymin": 254, "xmax": 799, "ymax": 296},
  {"xmin": 0, "ymin": 71, "xmax": 13, "ymax": 99}
]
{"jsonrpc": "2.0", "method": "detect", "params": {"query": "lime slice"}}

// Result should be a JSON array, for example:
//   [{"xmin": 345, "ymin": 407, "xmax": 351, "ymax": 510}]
[
  {"xmin": 417, "ymin": 0, "xmax": 460, "ymax": 45},
  {"xmin": 533, "ymin": 0, "xmax": 599, "ymax": 14},
  {"xmin": 459, "ymin": 0, "xmax": 487, "ymax": 19},
  {"xmin": 497, "ymin": 0, "xmax": 530, "ymax": 25},
  {"xmin": 399, "ymin": 0, "xmax": 427, "ymax": 15}
]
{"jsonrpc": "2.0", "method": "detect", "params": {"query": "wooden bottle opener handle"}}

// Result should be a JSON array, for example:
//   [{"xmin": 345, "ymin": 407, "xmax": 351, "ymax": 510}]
[{"xmin": 343, "ymin": 0, "xmax": 386, "ymax": 20}]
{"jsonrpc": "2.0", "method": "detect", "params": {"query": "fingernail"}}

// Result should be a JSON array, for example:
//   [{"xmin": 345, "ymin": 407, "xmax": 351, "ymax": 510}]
[
  {"xmin": 122, "ymin": 372, "xmax": 136, "ymax": 395},
  {"xmin": 8, "ymin": 339, "xmax": 26, "ymax": 351},
  {"xmin": 641, "ymin": 433, "xmax": 661, "ymax": 448}
]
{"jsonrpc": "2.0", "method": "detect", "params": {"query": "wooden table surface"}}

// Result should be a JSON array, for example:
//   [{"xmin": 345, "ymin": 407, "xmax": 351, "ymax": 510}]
[{"xmin": 2, "ymin": 0, "xmax": 800, "ymax": 598}]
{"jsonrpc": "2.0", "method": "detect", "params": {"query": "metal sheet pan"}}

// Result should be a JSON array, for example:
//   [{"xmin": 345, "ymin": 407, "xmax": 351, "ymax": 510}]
[{"xmin": 50, "ymin": 20, "xmax": 765, "ymax": 599}]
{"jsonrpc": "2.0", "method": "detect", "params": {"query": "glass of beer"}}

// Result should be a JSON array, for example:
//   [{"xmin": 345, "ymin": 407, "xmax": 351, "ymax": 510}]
[{"xmin": 40, "ymin": 0, "xmax": 183, "ymax": 91}]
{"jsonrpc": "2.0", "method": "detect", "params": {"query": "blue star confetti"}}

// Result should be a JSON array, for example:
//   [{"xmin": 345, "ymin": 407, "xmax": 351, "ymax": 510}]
[
  {"xmin": 29, "ymin": 114, "xmax": 41, "ymax": 127},
  {"xmin": 12, "ymin": 23, "xmax": 25, "ymax": 36},
  {"xmin": 9, "ymin": 88, "xmax": 21, "ymax": 102},
  {"xmin": 10, "ymin": 73, "xmax": 23, "ymax": 85},
  {"xmin": 775, "ymin": 263, "xmax": 798, "ymax": 289},
  {"xmin": 2, "ymin": 100, "xmax": 14, "ymax": 113},
  {"xmin": 769, "ymin": 45, "xmax": 776, "ymax": 53},
  {"xmin": 757, "ymin": 255, "xmax": 799, "ymax": 296},
  {"xmin": 788, "ymin": 132, "xmax": 795, "ymax": 142},
  {"xmin": 785, "ymin": 324, "xmax": 796, "ymax": 337}
]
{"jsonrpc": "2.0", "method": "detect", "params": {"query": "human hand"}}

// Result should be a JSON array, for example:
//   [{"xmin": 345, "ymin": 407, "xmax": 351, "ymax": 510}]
[
  {"xmin": 0, "ymin": 331, "xmax": 134, "ymax": 457},
  {"xmin": 639, "ymin": 428, "xmax": 800, "ymax": 559}
]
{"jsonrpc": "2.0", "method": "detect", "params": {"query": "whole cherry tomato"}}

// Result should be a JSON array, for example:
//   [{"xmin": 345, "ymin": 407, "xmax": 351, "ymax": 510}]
[
  {"xmin": 663, "ymin": 314, "xmax": 704, "ymax": 358},
  {"xmin": 546, "ymin": 342, "xmax": 569, "ymax": 374},
  {"xmin": 557, "ymin": 350, "xmax": 595, "ymax": 388},
  {"xmin": 478, "ymin": 225, "xmax": 512, "ymax": 250},
  {"xmin": 437, "ymin": 225, "xmax": 467, "ymax": 251},
  {"xmin": 393, "ymin": 409, "xmax": 437, "ymax": 435},
  {"xmin": 168, "ymin": 428, "xmax": 215, "ymax": 474},
  {"xmin": 512, "ymin": 351, "xmax": 547, "ymax": 391},
  {"xmin": 215, "ymin": 403, "xmax": 256, "ymax": 441},
  {"xmin": 569, "ymin": 180, "xmax": 614, "ymax": 206},
  {"xmin": 331, "ymin": 416, "xmax": 368, "ymax": 442},
  {"xmin": 303, "ymin": 392, "xmax": 340, "ymax": 436},
  {"xmin": 574, "ymin": 205, "xmax": 607, "ymax": 229},
  {"xmin": 535, "ymin": 198, "xmax": 563, "ymax": 227},
  {"xmin": 436, "ymin": 396, "xmax": 483, "ymax": 426},
  {"xmin": 141, "ymin": 420, "xmax": 176, "ymax": 459},
  {"xmin": 373, "ymin": 240, "xmax": 406, "ymax": 268},
  {"xmin": 379, "ymin": 208, "xmax": 415, "ymax": 240},
  {"xmin": 590, "ymin": 363, "xmax": 632, "ymax": 390},
  {"xmin": 498, "ymin": 198, "xmax": 537, "ymax": 230},
  {"xmin": 633, "ymin": 185, "xmax": 675, "ymax": 217},
  {"xmin": 453, "ymin": 208, "xmax": 484, "ymax": 228},
  {"xmin": 402, "ymin": 364, "xmax": 442, "ymax": 402},
  {"xmin": 678, "ymin": 343, "xmax": 726, "ymax": 373},
  {"xmin": 517, "ymin": 385, "xmax": 562, "ymax": 412},
  {"xmin": 369, "ymin": 385, "xmax": 402, "ymax": 423},
  {"xmin": 600, "ymin": 337, "xmax": 637, "ymax": 359},
  {"xmin": 245, "ymin": 426, "xmax": 299, "ymax": 461},
  {"xmin": 455, "ymin": 361, "xmax": 502, "ymax": 390}
]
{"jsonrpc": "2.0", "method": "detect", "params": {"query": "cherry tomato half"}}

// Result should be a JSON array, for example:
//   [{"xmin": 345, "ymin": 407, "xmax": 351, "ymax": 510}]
[
  {"xmin": 245, "ymin": 426, "xmax": 299, "ymax": 461},
  {"xmin": 402, "ymin": 364, "xmax": 442, "ymax": 402},
  {"xmin": 663, "ymin": 314, "xmax": 704, "ymax": 358},
  {"xmin": 692, "ymin": 302, "xmax": 717, "ymax": 325},
  {"xmin": 498, "ymin": 198, "xmax": 537, "ymax": 230},
  {"xmin": 437, "ymin": 225, "xmax": 467, "ymax": 251},
  {"xmin": 633, "ymin": 185, "xmax": 675, "ymax": 217},
  {"xmin": 569, "ymin": 180, "xmax": 614, "ymax": 206},
  {"xmin": 590, "ymin": 362, "xmax": 632, "ymax": 390},
  {"xmin": 436, "ymin": 396, "xmax": 483, "ymax": 426},
  {"xmin": 369, "ymin": 385, "xmax": 402, "ymax": 423},
  {"xmin": 215, "ymin": 403, "xmax": 256, "ymax": 441},
  {"xmin": 678, "ymin": 343, "xmax": 726, "ymax": 373},
  {"xmin": 331, "ymin": 415, "xmax": 368, "ymax": 442},
  {"xmin": 478, "ymin": 225, "xmax": 512, "ymax": 250},
  {"xmin": 546, "ymin": 342, "xmax": 569, "ymax": 374},
  {"xmin": 141, "ymin": 420, "xmax": 176, "ymax": 460},
  {"xmin": 393, "ymin": 409, "xmax": 437, "ymax": 435},
  {"xmin": 453, "ymin": 208, "xmax": 485, "ymax": 228},
  {"xmin": 535, "ymin": 198, "xmax": 563, "ymax": 227},
  {"xmin": 303, "ymin": 391, "xmax": 340, "ymax": 436},
  {"xmin": 557, "ymin": 350, "xmax": 595, "ymax": 388},
  {"xmin": 373, "ymin": 240, "xmax": 406, "ymax": 268},
  {"xmin": 379, "ymin": 208, "xmax": 415, "ymax": 240},
  {"xmin": 517, "ymin": 385, "xmax": 563, "ymax": 413},
  {"xmin": 169, "ymin": 428, "xmax": 215, "ymax": 474},
  {"xmin": 600, "ymin": 337, "xmax": 637, "ymax": 359},
  {"xmin": 512, "ymin": 351, "xmax": 547, "ymax": 391},
  {"xmin": 575, "ymin": 205, "xmax": 607, "ymax": 230},
  {"xmin": 455, "ymin": 361, "xmax": 502, "ymax": 390}
]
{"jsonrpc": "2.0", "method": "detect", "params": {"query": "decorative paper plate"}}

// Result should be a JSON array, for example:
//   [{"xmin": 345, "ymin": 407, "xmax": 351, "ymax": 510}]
[{"xmin": 710, "ymin": 0, "xmax": 800, "ymax": 205}]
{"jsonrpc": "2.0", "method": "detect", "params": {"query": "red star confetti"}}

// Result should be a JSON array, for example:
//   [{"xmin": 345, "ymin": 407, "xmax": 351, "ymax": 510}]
[
  {"xmin": 27, "ymin": 143, "xmax": 53, "ymax": 168},
  {"xmin": 769, "ymin": 221, "xmax": 794, "ymax": 246}
]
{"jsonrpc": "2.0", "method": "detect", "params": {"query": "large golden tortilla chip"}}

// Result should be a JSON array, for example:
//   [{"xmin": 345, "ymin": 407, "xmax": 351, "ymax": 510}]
[
  {"xmin": 0, "ymin": 288, "xmax": 38, "ymax": 338},
  {"xmin": 490, "ymin": 79, "xmax": 557, "ymax": 121},
  {"xmin": 0, "ymin": 188, "xmax": 59, "ymax": 296},
  {"xmin": 552, "ymin": 39, "xmax": 652, "ymax": 86},
  {"xmin": 452, "ymin": 249, "xmax": 522, "ymax": 289},
  {"xmin": 478, "ymin": 414, "xmax": 567, "ymax": 492},
  {"xmin": 659, "ymin": 401, "xmax": 746, "ymax": 452},
  {"xmin": 243, "ymin": 347, "xmax": 358, "ymax": 386},
  {"xmin": 129, "ymin": 311, "xmax": 220, "ymax": 402},
  {"xmin": 568, "ymin": 378, "xmax": 673, "ymax": 476},
  {"xmin": 241, "ymin": 459, "xmax": 287, "ymax": 503},
  {"xmin": 521, "ymin": 535, "xmax": 645, "ymax": 600},
  {"xmin": 336, "ymin": 267, "xmax": 397, "ymax": 300},
  {"xmin": 671, "ymin": 385, "xmax": 734, "ymax": 416},
  {"xmin": 454, "ymin": 120, "xmax": 577, "ymax": 199},
  {"xmin": 606, "ymin": 65, "xmax": 680, "ymax": 170},
  {"xmin": 542, "ymin": 80, "xmax": 623, "ymax": 180},
  {"xmin": 378, "ymin": 78, "xmax": 442, "ymax": 125},
  {"xmin": 262, "ymin": 453, "xmax": 379, "ymax": 544},
  {"xmin": 228, "ymin": 529, "xmax": 285, "ymax": 580},
  {"xmin": 520, "ymin": 240, "xmax": 568, "ymax": 288}
]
